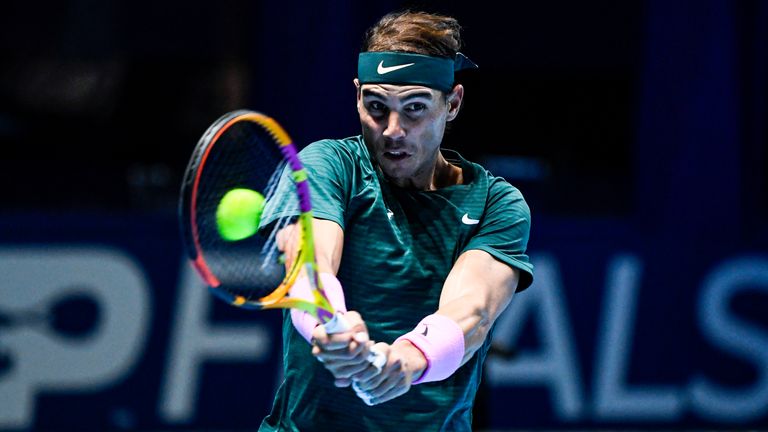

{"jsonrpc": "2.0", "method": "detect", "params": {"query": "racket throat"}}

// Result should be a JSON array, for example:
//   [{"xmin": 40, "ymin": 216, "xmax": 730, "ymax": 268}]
[{"xmin": 304, "ymin": 264, "xmax": 335, "ymax": 323}]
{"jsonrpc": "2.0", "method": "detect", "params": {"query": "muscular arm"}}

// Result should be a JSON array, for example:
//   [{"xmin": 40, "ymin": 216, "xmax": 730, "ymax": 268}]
[
  {"xmin": 435, "ymin": 249, "xmax": 519, "ymax": 364},
  {"xmin": 353, "ymin": 249, "xmax": 520, "ymax": 404},
  {"xmin": 396, "ymin": 249, "xmax": 519, "ymax": 379},
  {"xmin": 278, "ymin": 219, "xmax": 380, "ymax": 387},
  {"xmin": 276, "ymin": 218, "xmax": 344, "ymax": 274},
  {"xmin": 312, "ymin": 219, "xmax": 345, "ymax": 274}
]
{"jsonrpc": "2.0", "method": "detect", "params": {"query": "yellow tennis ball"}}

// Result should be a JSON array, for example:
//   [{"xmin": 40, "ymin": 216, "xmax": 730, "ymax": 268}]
[{"xmin": 216, "ymin": 188, "xmax": 266, "ymax": 241}]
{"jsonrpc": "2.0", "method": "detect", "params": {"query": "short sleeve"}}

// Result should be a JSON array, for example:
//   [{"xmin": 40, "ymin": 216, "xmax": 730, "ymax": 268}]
[
  {"xmin": 259, "ymin": 139, "xmax": 351, "ymax": 230},
  {"xmin": 463, "ymin": 179, "xmax": 534, "ymax": 291}
]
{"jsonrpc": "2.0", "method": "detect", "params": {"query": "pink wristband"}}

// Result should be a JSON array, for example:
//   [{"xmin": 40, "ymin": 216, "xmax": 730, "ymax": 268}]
[
  {"xmin": 289, "ymin": 273, "xmax": 347, "ymax": 343},
  {"xmin": 395, "ymin": 313, "xmax": 465, "ymax": 384}
]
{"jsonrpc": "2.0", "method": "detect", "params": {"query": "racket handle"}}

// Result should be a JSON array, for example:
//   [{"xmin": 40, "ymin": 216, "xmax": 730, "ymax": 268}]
[
  {"xmin": 321, "ymin": 312, "xmax": 350, "ymax": 334},
  {"xmin": 323, "ymin": 313, "xmax": 387, "ymax": 369},
  {"xmin": 322, "ymin": 313, "xmax": 387, "ymax": 405}
]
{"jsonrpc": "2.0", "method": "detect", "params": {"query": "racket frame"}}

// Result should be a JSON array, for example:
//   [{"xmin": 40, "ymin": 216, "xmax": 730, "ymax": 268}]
[{"xmin": 180, "ymin": 110, "xmax": 335, "ymax": 323}]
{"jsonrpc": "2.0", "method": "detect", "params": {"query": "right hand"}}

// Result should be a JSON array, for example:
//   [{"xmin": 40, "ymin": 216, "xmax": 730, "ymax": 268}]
[{"xmin": 348, "ymin": 338, "xmax": 427, "ymax": 405}]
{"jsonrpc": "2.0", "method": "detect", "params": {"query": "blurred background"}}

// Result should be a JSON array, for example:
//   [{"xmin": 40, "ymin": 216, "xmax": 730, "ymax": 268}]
[{"xmin": 1, "ymin": 0, "xmax": 767, "ymax": 430}]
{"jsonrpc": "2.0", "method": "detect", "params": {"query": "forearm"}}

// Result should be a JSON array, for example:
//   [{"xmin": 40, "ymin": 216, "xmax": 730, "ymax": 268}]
[
  {"xmin": 397, "ymin": 250, "xmax": 519, "ymax": 383},
  {"xmin": 313, "ymin": 218, "xmax": 344, "ymax": 274},
  {"xmin": 277, "ymin": 218, "xmax": 343, "ymax": 275},
  {"xmin": 436, "ymin": 250, "xmax": 519, "ymax": 363},
  {"xmin": 280, "ymin": 218, "xmax": 346, "ymax": 342},
  {"xmin": 394, "ymin": 299, "xmax": 495, "ymax": 383},
  {"xmin": 435, "ymin": 297, "xmax": 495, "ymax": 364}
]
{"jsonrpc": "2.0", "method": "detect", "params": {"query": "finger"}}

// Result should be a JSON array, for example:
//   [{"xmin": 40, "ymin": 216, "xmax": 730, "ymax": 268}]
[
  {"xmin": 368, "ymin": 374, "xmax": 408, "ymax": 405},
  {"xmin": 311, "ymin": 344, "xmax": 322, "ymax": 358},
  {"xmin": 367, "ymin": 369, "xmax": 405, "ymax": 399},
  {"xmin": 355, "ymin": 358, "xmax": 400, "ymax": 391},
  {"xmin": 315, "ymin": 338, "xmax": 366, "ymax": 357},
  {"xmin": 351, "ymin": 362, "xmax": 383, "ymax": 382},
  {"xmin": 313, "ymin": 326, "xmax": 361, "ymax": 351},
  {"xmin": 353, "ymin": 383, "xmax": 376, "ymax": 406},
  {"xmin": 324, "ymin": 361, "xmax": 372, "ymax": 379},
  {"xmin": 366, "ymin": 363, "xmax": 401, "ymax": 397},
  {"xmin": 313, "ymin": 344, "xmax": 373, "ymax": 374},
  {"xmin": 350, "ymin": 343, "xmax": 386, "ymax": 381},
  {"xmin": 323, "ymin": 312, "xmax": 372, "ymax": 349},
  {"xmin": 340, "ymin": 311, "xmax": 368, "ymax": 334},
  {"xmin": 316, "ymin": 351, "xmax": 373, "ymax": 375},
  {"xmin": 357, "ymin": 374, "xmax": 404, "ymax": 406},
  {"xmin": 310, "ymin": 317, "xmax": 330, "ymax": 343},
  {"xmin": 352, "ymin": 331, "xmax": 370, "ymax": 344},
  {"xmin": 334, "ymin": 377, "xmax": 352, "ymax": 388},
  {"xmin": 314, "ymin": 351, "xmax": 367, "ymax": 371}
]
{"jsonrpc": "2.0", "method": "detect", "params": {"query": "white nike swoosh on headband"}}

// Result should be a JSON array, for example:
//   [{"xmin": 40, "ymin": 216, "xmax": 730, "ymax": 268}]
[{"xmin": 377, "ymin": 61, "xmax": 416, "ymax": 74}]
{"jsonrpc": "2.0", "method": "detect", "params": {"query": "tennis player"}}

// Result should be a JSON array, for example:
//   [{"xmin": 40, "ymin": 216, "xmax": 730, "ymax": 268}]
[{"xmin": 259, "ymin": 11, "xmax": 533, "ymax": 431}]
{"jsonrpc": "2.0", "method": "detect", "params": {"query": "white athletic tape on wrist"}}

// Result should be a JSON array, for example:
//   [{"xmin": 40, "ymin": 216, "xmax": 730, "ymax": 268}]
[
  {"xmin": 289, "ymin": 273, "xmax": 346, "ymax": 343},
  {"xmin": 394, "ymin": 313, "xmax": 465, "ymax": 384}
]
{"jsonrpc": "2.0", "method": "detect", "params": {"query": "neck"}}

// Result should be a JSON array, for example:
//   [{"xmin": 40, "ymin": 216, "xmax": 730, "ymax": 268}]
[
  {"xmin": 430, "ymin": 151, "xmax": 463, "ymax": 190},
  {"xmin": 382, "ymin": 150, "xmax": 463, "ymax": 191}
]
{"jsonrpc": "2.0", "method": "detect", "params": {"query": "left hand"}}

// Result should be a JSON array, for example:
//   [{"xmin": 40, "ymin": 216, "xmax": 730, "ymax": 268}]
[
  {"xmin": 311, "ymin": 311, "xmax": 378, "ymax": 388},
  {"xmin": 350, "ymin": 339, "xmax": 428, "ymax": 405}
]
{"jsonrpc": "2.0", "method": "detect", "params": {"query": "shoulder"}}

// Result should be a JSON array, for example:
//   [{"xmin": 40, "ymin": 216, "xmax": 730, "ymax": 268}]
[
  {"xmin": 457, "ymin": 155, "xmax": 534, "ymax": 289},
  {"xmin": 300, "ymin": 136, "xmax": 367, "ymax": 162},
  {"xmin": 470, "ymin": 164, "xmax": 533, "ymax": 257},
  {"xmin": 487, "ymin": 176, "xmax": 529, "ymax": 215},
  {"xmin": 473, "ymin": 169, "xmax": 534, "ymax": 290},
  {"xmin": 301, "ymin": 136, "xmax": 376, "ymax": 188},
  {"xmin": 460, "ymin": 154, "xmax": 530, "ymax": 219}
]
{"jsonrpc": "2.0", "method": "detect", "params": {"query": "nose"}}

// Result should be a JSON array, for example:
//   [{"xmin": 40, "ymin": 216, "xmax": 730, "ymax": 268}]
[{"xmin": 382, "ymin": 111, "xmax": 405, "ymax": 141}]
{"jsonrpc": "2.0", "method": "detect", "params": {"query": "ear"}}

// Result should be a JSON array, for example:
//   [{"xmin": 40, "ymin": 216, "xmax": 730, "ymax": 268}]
[
  {"xmin": 446, "ymin": 84, "xmax": 464, "ymax": 122},
  {"xmin": 354, "ymin": 79, "xmax": 362, "ymax": 111}
]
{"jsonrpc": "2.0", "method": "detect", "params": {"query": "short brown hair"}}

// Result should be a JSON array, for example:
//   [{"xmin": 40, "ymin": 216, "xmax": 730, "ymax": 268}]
[{"xmin": 362, "ymin": 11, "xmax": 463, "ymax": 59}]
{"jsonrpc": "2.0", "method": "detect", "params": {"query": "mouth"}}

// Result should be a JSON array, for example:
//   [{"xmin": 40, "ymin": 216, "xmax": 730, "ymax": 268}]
[{"xmin": 382, "ymin": 150, "xmax": 410, "ymax": 162}]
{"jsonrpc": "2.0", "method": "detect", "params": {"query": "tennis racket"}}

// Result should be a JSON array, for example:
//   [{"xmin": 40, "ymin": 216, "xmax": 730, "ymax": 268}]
[{"xmin": 179, "ymin": 110, "xmax": 384, "ymax": 401}]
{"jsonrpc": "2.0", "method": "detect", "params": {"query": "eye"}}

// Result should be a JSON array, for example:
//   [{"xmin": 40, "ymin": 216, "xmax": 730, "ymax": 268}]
[
  {"xmin": 367, "ymin": 101, "xmax": 387, "ymax": 114},
  {"xmin": 405, "ymin": 103, "xmax": 426, "ymax": 114}
]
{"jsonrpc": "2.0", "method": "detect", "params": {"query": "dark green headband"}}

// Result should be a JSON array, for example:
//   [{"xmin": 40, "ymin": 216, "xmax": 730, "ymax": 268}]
[{"xmin": 357, "ymin": 51, "xmax": 478, "ymax": 93}]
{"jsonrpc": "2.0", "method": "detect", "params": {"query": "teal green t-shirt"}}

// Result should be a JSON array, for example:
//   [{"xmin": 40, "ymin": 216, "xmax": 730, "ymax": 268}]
[{"xmin": 259, "ymin": 136, "xmax": 533, "ymax": 432}]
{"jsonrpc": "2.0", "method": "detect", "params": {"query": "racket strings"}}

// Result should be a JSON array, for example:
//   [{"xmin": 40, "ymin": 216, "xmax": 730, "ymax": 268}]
[{"xmin": 195, "ymin": 120, "xmax": 297, "ymax": 298}]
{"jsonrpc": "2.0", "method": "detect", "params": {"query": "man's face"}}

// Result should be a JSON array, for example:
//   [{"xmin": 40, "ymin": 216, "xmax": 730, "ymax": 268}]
[{"xmin": 355, "ymin": 80, "xmax": 462, "ymax": 188}]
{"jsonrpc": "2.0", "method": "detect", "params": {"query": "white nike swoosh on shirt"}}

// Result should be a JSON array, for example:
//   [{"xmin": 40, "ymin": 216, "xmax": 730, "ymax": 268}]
[
  {"xmin": 462, "ymin": 214, "xmax": 480, "ymax": 225},
  {"xmin": 377, "ymin": 61, "xmax": 415, "ymax": 74}
]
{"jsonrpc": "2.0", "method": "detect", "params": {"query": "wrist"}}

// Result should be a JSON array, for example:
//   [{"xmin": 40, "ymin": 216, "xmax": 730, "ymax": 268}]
[
  {"xmin": 394, "ymin": 313, "xmax": 465, "ymax": 384},
  {"xmin": 290, "ymin": 273, "xmax": 346, "ymax": 343},
  {"xmin": 393, "ymin": 339, "xmax": 428, "ymax": 382}
]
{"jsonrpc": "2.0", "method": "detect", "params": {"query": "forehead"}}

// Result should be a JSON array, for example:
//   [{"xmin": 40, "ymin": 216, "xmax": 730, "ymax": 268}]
[{"xmin": 361, "ymin": 83, "xmax": 439, "ymax": 100}]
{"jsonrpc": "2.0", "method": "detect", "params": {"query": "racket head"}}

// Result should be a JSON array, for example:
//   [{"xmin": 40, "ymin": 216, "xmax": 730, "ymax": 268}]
[{"xmin": 179, "ymin": 110, "xmax": 332, "ymax": 319}]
